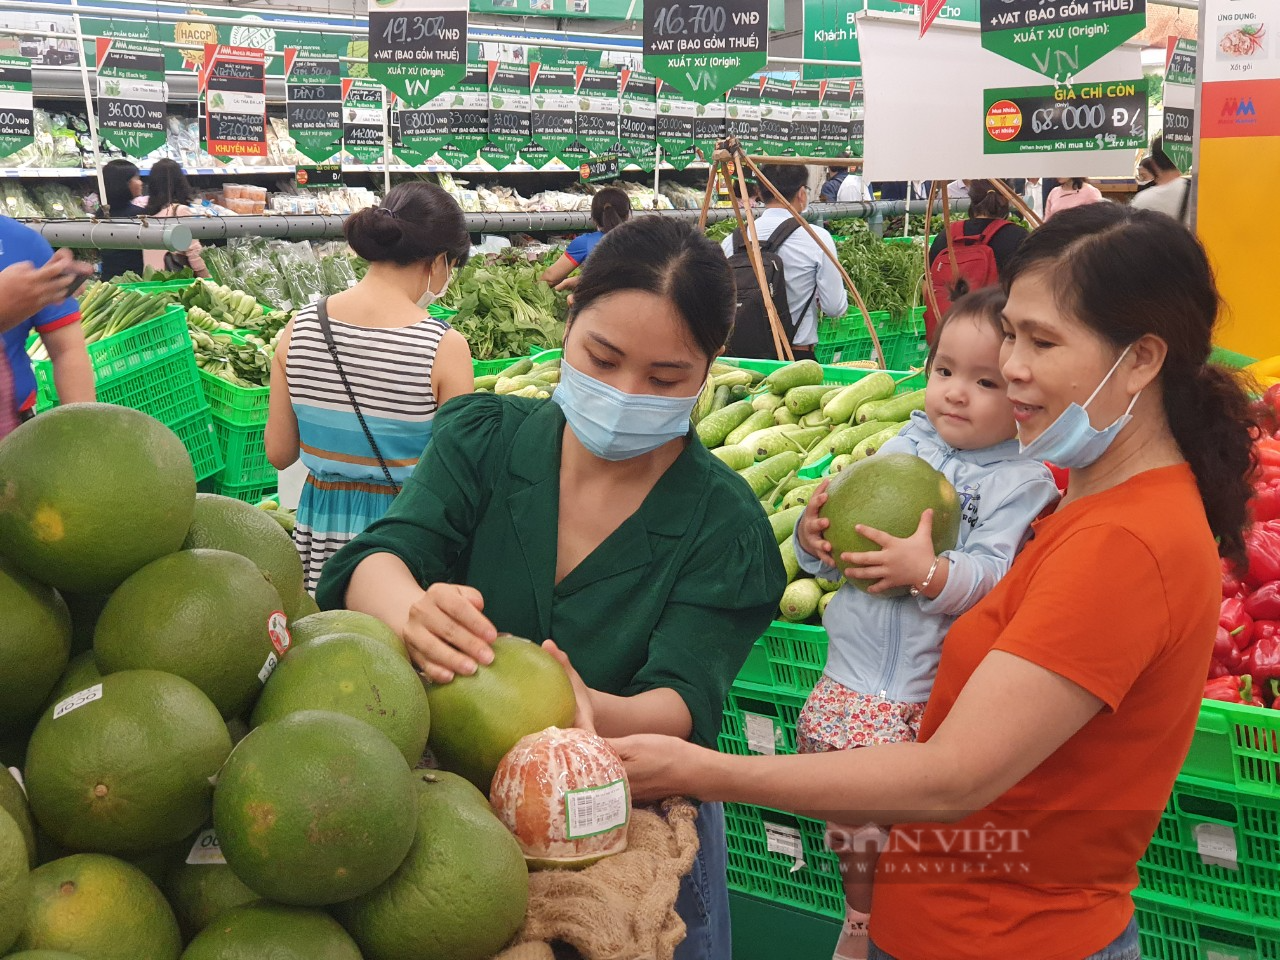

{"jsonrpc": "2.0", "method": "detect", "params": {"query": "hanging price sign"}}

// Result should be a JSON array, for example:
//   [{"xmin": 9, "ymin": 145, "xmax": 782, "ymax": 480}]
[
  {"xmin": 296, "ymin": 163, "xmax": 343, "ymax": 188},
  {"xmin": 1163, "ymin": 38, "xmax": 1196, "ymax": 172},
  {"xmin": 200, "ymin": 46, "xmax": 266, "ymax": 159},
  {"xmin": 656, "ymin": 78, "xmax": 696, "ymax": 169},
  {"xmin": 724, "ymin": 79, "xmax": 761, "ymax": 154},
  {"xmin": 979, "ymin": 0, "xmax": 1146, "ymax": 82},
  {"xmin": 579, "ymin": 152, "xmax": 620, "ymax": 182},
  {"xmin": 530, "ymin": 63, "xmax": 579, "ymax": 157},
  {"xmin": 0, "ymin": 57, "xmax": 34, "ymax": 160},
  {"xmin": 367, "ymin": 0, "xmax": 467, "ymax": 108},
  {"xmin": 791, "ymin": 79, "xmax": 824, "ymax": 156},
  {"xmin": 486, "ymin": 60, "xmax": 530, "ymax": 168},
  {"xmin": 437, "ymin": 62, "xmax": 488, "ymax": 169},
  {"xmin": 577, "ymin": 68, "xmax": 620, "ymax": 156},
  {"xmin": 982, "ymin": 78, "xmax": 1147, "ymax": 154},
  {"xmin": 343, "ymin": 78, "xmax": 386, "ymax": 164},
  {"xmin": 759, "ymin": 77, "xmax": 793, "ymax": 157},
  {"xmin": 96, "ymin": 39, "xmax": 165, "ymax": 157},
  {"xmin": 396, "ymin": 91, "xmax": 452, "ymax": 155},
  {"xmin": 620, "ymin": 69, "xmax": 658, "ymax": 170},
  {"xmin": 285, "ymin": 49, "xmax": 341, "ymax": 163},
  {"xmin": 644, "ymin": 0, "xmax": 769, "ymax": 104},
  {"xmin": 818, "ymin": 78, "xmax": 853, "ymax": 158}
]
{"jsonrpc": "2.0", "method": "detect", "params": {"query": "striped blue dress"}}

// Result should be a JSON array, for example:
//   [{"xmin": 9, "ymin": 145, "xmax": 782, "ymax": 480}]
[{"xmin": 286, "ymin": 299, "xmax": 449, "ymax": 592}]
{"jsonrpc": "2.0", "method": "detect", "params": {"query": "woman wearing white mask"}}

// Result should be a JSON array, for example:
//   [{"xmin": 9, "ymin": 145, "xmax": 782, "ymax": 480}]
[
  {"xmin": 266, "ymin": 181, "xmax": 474, "ymax": 594},
  {"xmin": 610, "ymin": 204, "xmax": 1258, "ymax": 960},
  {"xmin": 319, "ymin": 216, "xmax": 787, "ymax": 960}
]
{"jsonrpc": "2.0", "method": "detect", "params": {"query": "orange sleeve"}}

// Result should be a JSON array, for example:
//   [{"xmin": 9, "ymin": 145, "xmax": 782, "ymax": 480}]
[{"xmin": 991, "ymin": 524, "xmax": 1170, "ymax": 711}]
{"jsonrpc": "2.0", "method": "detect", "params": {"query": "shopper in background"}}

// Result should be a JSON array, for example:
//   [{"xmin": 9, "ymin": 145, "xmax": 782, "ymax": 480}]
[
  {"xmin": 0, "ymin": 223, "xmax": 95, "ymax": 439},
  {"xmin": 821, "ymin": 164, "xmax": 849, "ymax": 202},
  {"xmin": 265, "ymin": 181, "xmax": 474, "ymax": 593},
  {"xmin": 798, "ymin": 286, "xmax": 1058, "ymax": 959},
  {"xmin": 141, "ymin": 159, "xmax": 210, "ymax": 278},
  {"xmin": 613, "ymin": 203, "xmax": 1256, "ymax": 960},
  {"xmin": 539, "ymin": 186, "xmax": 631, "ymax": 291},
  {"xmin": 97, "ymin": 159, "xmax": 144, "ymax": 281},
  {"xmin": 836, "ymin": 168, "xmax": 873, "ymax": 202},
  {"xmin": 722, "ymin": 164, "xmax": 847, "ymax": 359},
  {"xmin": 318, "ymin": 216, "xmax": 788, "ymax": 960},
  {"xmin": 1129, "ymin": 136, "xmax": 1192, "ymax": 225},
  {"xmin": 1043, "ymin": 176, "xmax": 1105, "ymax": 219}
]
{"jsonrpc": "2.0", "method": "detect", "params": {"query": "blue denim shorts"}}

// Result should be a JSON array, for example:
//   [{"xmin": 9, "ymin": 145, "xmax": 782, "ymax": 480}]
[{"xmin": 867, "ymin": 913, "xmax": 1140, "ymax": 960}]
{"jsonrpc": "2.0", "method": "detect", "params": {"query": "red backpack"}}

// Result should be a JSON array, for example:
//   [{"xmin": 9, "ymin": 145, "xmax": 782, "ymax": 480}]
[{"xmin": 924, "ymin": 219, "xmax": 1008, "ymax": 342}]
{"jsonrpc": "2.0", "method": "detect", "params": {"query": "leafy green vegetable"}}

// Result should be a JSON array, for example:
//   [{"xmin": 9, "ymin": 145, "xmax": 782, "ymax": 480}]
[{"xmin": 439, "ymin": 254, "xmax": 567, "ymax": 360}]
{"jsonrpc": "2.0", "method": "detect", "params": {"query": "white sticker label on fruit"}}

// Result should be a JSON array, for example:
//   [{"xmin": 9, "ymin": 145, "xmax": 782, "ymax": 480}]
[
  {"xmin": 6, "ymin": 767, "xmax": 24, "ymax": 796},
  {"xmin": 564, "ymin": 779, "xmax": 629, "ymax": 840},
  {"xmin": 258, "ymin": 652, "xmax": 279, "ymax": 684},
  {"xmin": 186, "ymin": 827, "xmax": 227, "ymax": 865},
  {"xmin": 53, "ymin": 683, "xmax": 102, "ymax": 719},
  {"xmin": 744, "ymin": 713, "xmax": 777, "ymax": 756},
  {"xmin": 1195, "ymin": 823, "xmax": 1239, "ymax": 870},
  {"xmin": 764, "ymin": 823, "xmax": 806, "ymax": 872},
  {"xmin": 267, "ymin": 611, "xmax": 291, "ymax": 656}
]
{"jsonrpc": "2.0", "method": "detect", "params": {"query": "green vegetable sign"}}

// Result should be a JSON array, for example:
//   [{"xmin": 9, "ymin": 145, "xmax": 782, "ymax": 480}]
[
  {"xmin": 95, "ymin": 39, "xmax": 165, "ymax": 157},
  {"xmin": 656, "ymin": 79, "xmax": 697, "ymax": 169},
  {"xmin": 342, "ymin": 78, "xmax": 386, "ymax": 164},
  {"xmin": 643, "ymin": 0, "xmax": 769, "ymax": 104},
  {"xmin": 1162, "ymin": 38, "xmax": 1196, "ymax": 173},
  {"xmin": 0, "ymin": 57, "xmax": 32, "ymax": 160},
  {"xmin": 620, "ymin": 70, "xmax": 659, "ymax": 170},
  {"xmin": 285, "ymin": 49, "xmax": 342, "ymax": 163},
  {"xmin": 979, "ymin": 0, "xmax": 1146, "ymax": 82},
  {"xmin": 366, "ymin": 0, "xmax": 468, "ymax": 108},
  {"xmin": 983, "ymin": 78, "xmax": 1147, "ymax": 154},
  {"xmin": 486, "ymin": 60, "xmax": 531, "ymax": 168},
  {"xmin": 394, "ymin": 90, "xmax": 453, "ymax": 163},
  {"xmin": 437, "ymin": 62, "xmax": 488, "ymax": 169},
  {"xmin": 530, "ymin": 63, "xmax": 579, "ymax": 157}
]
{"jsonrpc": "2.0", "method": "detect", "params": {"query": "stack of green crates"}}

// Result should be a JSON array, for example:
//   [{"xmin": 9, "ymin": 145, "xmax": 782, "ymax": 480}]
[
  {"xmin": 197, "ymin": 370, "xmax": 275, "ymax": 503},
  {"xmin": 815, "ymin": 307, "xmax": 928, "ymax": 370},
  {"xmin": 31, "ymin": 304, "xmax": 222, "ymax": 482}
]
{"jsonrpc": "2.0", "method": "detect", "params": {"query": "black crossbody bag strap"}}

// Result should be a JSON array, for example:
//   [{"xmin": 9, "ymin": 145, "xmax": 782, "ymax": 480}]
[{"xmin": 314, "ymin": 297, "xmax": 401, "ymax": 493}]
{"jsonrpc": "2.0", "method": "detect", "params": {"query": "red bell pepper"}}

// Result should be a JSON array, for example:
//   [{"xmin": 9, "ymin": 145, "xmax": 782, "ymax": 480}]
[
  {"xmin": 1245, "ymin": 521, "xmax": 1280, "ymax": 588},
  {"xmin": 1252, "ymin": 629, "xmax": 1280, "ymax": 687},
  {"xmin": 1222, "ymin": 597, "xmax": 1256, "ymax": 648},
  {"xmin": 1205, "ymin": 674, "xmax": 1264, "ymax": 705},
  {"xmin": 1245, "ymin": 582, "xmax": 1280, "ymax": 621},
  {"xmin": 1255, "ymin": 481, "xmax": 1280, "ymax": 524},
  {"xmin": 1224, "ymin": 561, "xmax": 1246, "ymax": 599}
]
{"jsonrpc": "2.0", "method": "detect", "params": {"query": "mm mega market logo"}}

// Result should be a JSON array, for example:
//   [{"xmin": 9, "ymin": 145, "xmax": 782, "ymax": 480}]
[{"xmin": 1220, "ymin": 96, "xmax": 1258, "ymax": 125}]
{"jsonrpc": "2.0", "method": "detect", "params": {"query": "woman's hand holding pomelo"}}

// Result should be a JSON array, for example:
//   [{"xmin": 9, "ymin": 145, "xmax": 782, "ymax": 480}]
[
  {"xmin": 841, "ymin": 509, "xmax": 938, "ymax": 595},
  {"xmin": 797, "ymin": 478, "xmax": 835, "ymax": 566},
  {"xmin": 403, "ymin": 583, "xmax": 497, "ymax": 683},
  {"xmin": 542, "ymin": 639, "xmax": 596, "ymax": 734},
  {"xmin": 609, "ymin": 733, "xmax": 696, "ymax": 803}
]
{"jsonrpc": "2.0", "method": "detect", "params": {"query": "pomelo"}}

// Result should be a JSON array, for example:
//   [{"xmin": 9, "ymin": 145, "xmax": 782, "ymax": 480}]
[
  {"xmin": 0, "ymin": 808, "xmax": 30, "ymax": 954},
  {"xmin": 293, "ymin": 591, "xmax": 320, "ymax": 618},
  {"xmin": 0, "ymin": 767, "xmax": 37, "ymax": 867},
  {"xmin": 6, "ymin": 952, "xmax": 88, "ymax": 959},
  {"xmin": 426, "ymin": 636, "xmax": 576, "ymax": 792},
  {"xmin": 182, "ymin": 494, "xmax": 305, "ymax": 620},
  {"xmin": 0, "ymin": 558, "xmax": 71, "ymax": 734},
  {"xmin": 333, "ymin": 771, "xmax": 528, "ymax": 960},
  {"xmin": 212, "ymin": 711, "xmax": 417, "ymax": 906},
  {"xmin": 818, "ymin": 452, "xmax": 962, "ymax": 598},
  {"xmin": 250, "ymin": 634, "xmax": 430, "ymax": 766},
  {"xmin": 44, "ymin": 653, "xmax": 101, "ymax": 711},
  {"xmin": 289, "ymin": 611, "xmax": 407, "ymax": 661},
  {"xmin": 162, "ymin": 856, "xmax": 258, "ymax": 943},
  {"xmin": 15, "ymin": 853, "xmax": 181, "ymax": 960},
  {"xmin": 24, "ymin": 671, "xmax": 232, "ymax": 856},
  {"xmin": 181, "ymin": 902, "xmax": 361, "ymax": 960},
  {"xmin": 94, "ymin": 549, "xmax": 283, "ymax": 719},
  {"xmin": 0, "ymin": 405, "xmax": 195, "ymax": 594}
]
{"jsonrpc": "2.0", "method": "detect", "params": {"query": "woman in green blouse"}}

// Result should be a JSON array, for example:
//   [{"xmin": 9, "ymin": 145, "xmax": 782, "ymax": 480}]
[{"xmin": 317, "ymin": 215, "xmax": 787, "ymax": 960}]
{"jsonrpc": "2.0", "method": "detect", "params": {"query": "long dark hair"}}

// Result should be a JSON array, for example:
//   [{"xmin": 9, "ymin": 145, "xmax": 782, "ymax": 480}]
[
  {"xmin": 143, "ymin": 159, "xmax": 195, "ymax": 215},
  {"xmin": 343, "ymin": 181, "xmax": 471, "ymax": 268},
  {"xmin": 968, "ymin": 180, "xmax": 1010, "ymax": 219},
  {"xmin": 590, "ymin": 187, "xmax": 631, "ymax": 234},
  {"xmin": 571, "ymin": 216, "xmax": 735, "ymax": 359},
  {"xmin": 1003, "ymin": 203, "xmax": 1256, "ymax": 564},
  {"xmin": 102, "ymin": 159, "xmax": 139, "ymax": 216}
]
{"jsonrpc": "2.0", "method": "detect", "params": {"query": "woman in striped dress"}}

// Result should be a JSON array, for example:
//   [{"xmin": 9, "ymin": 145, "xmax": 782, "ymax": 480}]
[{"xmin": 265, "ymin": 182, "xmax": 474, "ymax": 592}]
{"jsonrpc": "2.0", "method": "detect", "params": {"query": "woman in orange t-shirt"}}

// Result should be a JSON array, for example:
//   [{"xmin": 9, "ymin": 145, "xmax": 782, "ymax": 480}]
[{"xmin": 607, "ymin": 204, "xmax": 1258, "ymax": 960}]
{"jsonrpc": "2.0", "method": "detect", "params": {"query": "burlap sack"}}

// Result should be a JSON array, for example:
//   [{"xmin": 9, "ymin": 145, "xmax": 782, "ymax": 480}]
[{"xmin": 494, "ymin": 798, "xmax": 701, "ymax": 960}]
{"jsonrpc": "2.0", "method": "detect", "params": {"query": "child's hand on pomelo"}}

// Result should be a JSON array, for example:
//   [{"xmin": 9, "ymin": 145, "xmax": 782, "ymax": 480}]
[
  {"xmin": 840, "ymin": 509, "xmax": 941, "ymax": 595},
  {"xmin": 796, "ymin": 478, "xmax": 836, "ymax": 566},
  {"xmin": 542, "ymin": 639, "xmax": 597, "ymax": 734},
  {"xmin": 404, "ymin": 582, "xmax": 497, "ymax": 683}
]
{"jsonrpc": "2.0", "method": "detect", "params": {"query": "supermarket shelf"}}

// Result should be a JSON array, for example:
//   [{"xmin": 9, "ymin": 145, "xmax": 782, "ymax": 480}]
[{"xmin": 0, "ymin": 161, "xmax": 713, "ymax": 179}]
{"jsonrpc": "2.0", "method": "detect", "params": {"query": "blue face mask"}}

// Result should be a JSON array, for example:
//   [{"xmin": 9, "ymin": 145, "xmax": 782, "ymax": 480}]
[
  {"xmin": 1019, "ymin": 345, "xmax": 1141, "ymax": 469},
  {"xmin": 552, "ymin": 357, "xmax": 700, "ymax": 461}
]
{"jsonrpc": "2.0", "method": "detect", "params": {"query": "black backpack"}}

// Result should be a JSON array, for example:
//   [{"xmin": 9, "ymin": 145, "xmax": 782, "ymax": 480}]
[{"xmin": 726, "ymin": 219, "xmax": 812, "ymax": 360}]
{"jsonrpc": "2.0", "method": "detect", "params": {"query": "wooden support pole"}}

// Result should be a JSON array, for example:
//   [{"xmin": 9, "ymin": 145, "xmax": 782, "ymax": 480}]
[{"xmin": 990, "ymin": 177, "xmax": 1044, "ymax": 228}]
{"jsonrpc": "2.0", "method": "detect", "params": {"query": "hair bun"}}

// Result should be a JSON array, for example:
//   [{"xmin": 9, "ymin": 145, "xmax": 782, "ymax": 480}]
[{"xmin": 345, "ymin": 205, "xmax": 404, "ymax": 259}]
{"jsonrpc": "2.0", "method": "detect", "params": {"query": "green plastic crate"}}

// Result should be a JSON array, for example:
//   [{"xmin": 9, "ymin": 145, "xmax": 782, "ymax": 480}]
[
  {"xmin": 729, "ymin": 891, "xmax": 839, "ymax": 960},
  {"xmin": 723, "ymin": 357, "xmax": 926, "ymax": 391},
  {"xmin": 170, "ymin": 407, "xmax": 224, "ymax": 482},
  {"xmin": 116, "ymin": 278, "xmax": 199, "ymax": 295},
  {"xmin": 1136, "ymin": 889, "xmax": 1280, "ymax": 960},
  {"xmin": 719, "ymin": 679, "xmax": 806, "ymax": 758},
  {"xmin": 199, "ymin": 477, "xmax": 278, "ymax": 504},
  {"xmin": 1209, "ymin": 347, "xmax": 1257, "ymax": 370},
  {"xmin": 1138, "ymin": 774, "xmax": 1280, "ymax": 922},
  {"xmin": 816, "ymin": 310, "xmax": 915, "ymax": 367},
  {"xmin": 198, "ymin": 368, "xmax": 269, "ymax": 426},
  {"xmin": 1180, "ymin": 699, "xmax": 1280, "ymax": 801},
  {"xmin": 723, "ymin": 800, "xmax": 845, "ymax": 920},
  {"xmin": 212, "ymin": 417, "xmax": 274, "ymax": 489},
  {"xmin": 473, "ymin": 356, "xmax": 530, "ymax": 377},
  {"xmin": 734, "ymin": 638, "xmax": 772, "ymax": 687},
  {"xmin": 759, "ymin": 621, "xmax": 828, "ymax": 695}
]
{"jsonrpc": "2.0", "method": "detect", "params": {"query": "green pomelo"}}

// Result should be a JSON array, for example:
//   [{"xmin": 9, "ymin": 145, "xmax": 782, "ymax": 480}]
[
  {"xmin": 0, "ymin": 405, "xmax": 195, "ymax": 594},
  {"xmin": 1, "ymin": 765, "xmax": 36, "ymax": 868},
  {"xmin": 15, "ymin": 853, "xmax": 181, "ymax": 960},
  {"xmin": 288, "ymin": 611, "xmax": 407, "ymax": 660},
  {"xmin": 180, "ymin": 902, "xmax": 361, "ymax": 960},
  {"xmin": 0, "ymin": 558, "xmax": 71, "ymax": 733},
  {"xmin": 94, "ymin": 550, "xmax": 282, "ymax": 719},
  {"xmin": 333, "ymin": 771, "xmax": 529, "ymax": 960},
  {"xmin": 426, "ymin": 636, "xmax": 576, "ymax": 792},
  {"xmin": 292, "ymin": 591, "xmax": 320, "ymax": 618},
  {"xmin": 162, "ymin": 859, "xmax": 258, "ymax": 944},
  {"xmin": 44, "ymin": 653, "xmax": 101, "ymax": 711},
  {"xmin": 250, "ymin": 634, "xmax": 429, "ymax": 766},
  {"xmin": 212, "ymin": 711, "xmax": 417, "ymax": 906},
  {"xmin": 6, "ymin": 951, "xmax": 89, "ymax": 959},
  {"xmin": 818, "ymin": 452, "xmax": 962, "ymax": 598},
  {"xmin": 24, "ymin": 671, "xmax": 232, "ymax": 856},
  {"xmin": 182, "ymin": 494, "xmax": 305, "ymax": 620},
  {"xmin": 0, "ymin": 808, "xmax": 31, "ymax": 954}
]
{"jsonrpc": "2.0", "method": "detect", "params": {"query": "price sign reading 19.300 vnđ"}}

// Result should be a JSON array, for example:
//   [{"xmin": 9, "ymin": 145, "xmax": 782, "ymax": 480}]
[
  {"xmin": 367, "ymin": 0, "xmax": 467, "ymax": 108},
  {"xmin": 644, "ymin": 0, "xmax": 769, "ymax": 104},
  {"xmin": 983, "ymin": 78, "xmax": 1147, "ymax": 154},
  {"xmin": 979, "ymin": 0, "xmax": 1146, "ymax": 82}
]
